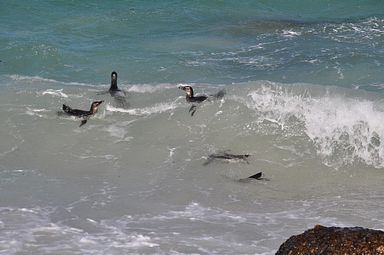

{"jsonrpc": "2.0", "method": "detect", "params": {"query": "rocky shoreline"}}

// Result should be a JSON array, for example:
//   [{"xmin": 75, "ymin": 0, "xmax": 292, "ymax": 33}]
[{"xmin": 276, "ymin": 225, "xmax": 384, "ymax": 255}]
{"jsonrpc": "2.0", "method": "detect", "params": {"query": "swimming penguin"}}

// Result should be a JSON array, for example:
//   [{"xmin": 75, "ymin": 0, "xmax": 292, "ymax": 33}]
[
  {"xmin": 203, "ymin": 152, "xmax": 250, "ymax": 166},
  {"xmin": 97, "ymin": 71, "xmax": 129, "ymax": 108},
  {"xmin": 179, "ymin": 85, "xmax": 225, "ymax": 116},
  {"xmin": 179, "ymin": 86, "xmax": 208, "ymax": 103},
  {"xmin": 109, "ymin": 71, "xmax": 129, "ymax": 108},
  {"xmin": 109, "ymin": 71, "xmax": 119, "ymax": 91},
  {"xmin": 61, "ymin": 100, "xmax": 103, "ymax": 127}
]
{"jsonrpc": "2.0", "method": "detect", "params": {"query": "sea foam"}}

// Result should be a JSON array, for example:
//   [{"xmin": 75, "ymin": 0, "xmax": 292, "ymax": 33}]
[{"xmin": 247, "ymin": 84, "xmax": 384, "ymax": 168}]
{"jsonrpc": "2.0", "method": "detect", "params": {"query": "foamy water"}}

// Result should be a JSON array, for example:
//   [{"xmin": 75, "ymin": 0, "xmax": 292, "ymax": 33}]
[
  {"xmin": 1, "ymin": 76, "xmax": 384, "ymax": 254},
  {"xmin": 1, "ymin": 1, "xmax": 384, "ymax": 253}
]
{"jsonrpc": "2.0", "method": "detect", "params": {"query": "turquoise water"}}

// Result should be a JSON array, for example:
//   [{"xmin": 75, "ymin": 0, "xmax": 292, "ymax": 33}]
[
  {"xmin": 1, "ymin": 0, "xmax": 383, "ymax": 86},
  {"xmin": 1, "ymin": 1, "xmax": 384, "ymax": 254}
]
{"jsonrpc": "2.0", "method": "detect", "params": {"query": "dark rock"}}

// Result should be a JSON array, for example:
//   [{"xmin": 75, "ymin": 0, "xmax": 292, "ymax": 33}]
[{"xmin": 276, "ymin": 225, "xmax": 384, "ymax": 255}]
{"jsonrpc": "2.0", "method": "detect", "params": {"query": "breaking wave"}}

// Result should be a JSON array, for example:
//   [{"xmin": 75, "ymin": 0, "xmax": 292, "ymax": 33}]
[{"xmin": 245, "ymin": 84, "xmax": 384, "ymax": 168}]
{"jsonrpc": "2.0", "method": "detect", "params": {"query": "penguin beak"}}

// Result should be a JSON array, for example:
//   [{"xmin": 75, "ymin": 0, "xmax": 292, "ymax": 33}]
[
  {"xmin": 178, "ymin": 86, "xmax": 187, "ymax": 91},
  {"xmin": 92, "ymin": 101, "xmax": 104, "ymax": 108}
]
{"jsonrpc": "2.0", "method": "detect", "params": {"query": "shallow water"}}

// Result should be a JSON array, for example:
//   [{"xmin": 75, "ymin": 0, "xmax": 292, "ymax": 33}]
[{"xmin": 1, "ymin": 1, "xmax": 384, "ymax": 254}]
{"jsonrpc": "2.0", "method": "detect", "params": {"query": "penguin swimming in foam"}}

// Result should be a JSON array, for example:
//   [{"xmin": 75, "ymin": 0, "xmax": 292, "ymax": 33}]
[
  {"xmin": 109, "ymin": 71, "xmax": 129, "ymax": 108},
  {"xmin": 98, "ymin": 71, "xmax": 129, "ymax": 108},
  {"xmin": 179, "ymin": 85, "xmax": 208, "ymax": 103},
  {"xmin": 61, "ymin": 100, "xmax": 103, "ymax": 127},
  {"xmin": 179, "ymin": 85, "xmax": 225, "ymax": 116},
  {"xmin": 203, "ymin": 151, "xmax": 250, "ymax": 166},
  {"xmin": 109, "ymin": 71, "xmax": 124, "ymax": 95}
]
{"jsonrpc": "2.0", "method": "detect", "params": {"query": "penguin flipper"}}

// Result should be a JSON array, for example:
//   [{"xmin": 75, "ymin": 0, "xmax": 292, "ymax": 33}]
[
  {"xmin": 247, "ymin": 172, "xmax": 263, "ymax": 180},
  {"xmin": 189, "ymin": 105, "xmax": 197, "ymax": 116},
  {"xmin": 79, "ymin": 119, "xmax": 88, "ymax": 127}
]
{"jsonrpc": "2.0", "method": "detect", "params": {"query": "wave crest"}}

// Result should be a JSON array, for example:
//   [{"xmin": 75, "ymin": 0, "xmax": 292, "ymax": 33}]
[{"xmin": 247, "ymin": 84, "xmax": 384, "ymax": 168}]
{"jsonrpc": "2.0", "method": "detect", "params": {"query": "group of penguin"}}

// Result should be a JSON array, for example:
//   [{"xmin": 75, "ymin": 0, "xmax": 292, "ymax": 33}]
[
  {"xmin": 59, "ymin": 71, "xmax": 266, "ymax": 181},
  {"xmin": 60, "ymin": 71, "xmax": 225, "ymax": 125}
]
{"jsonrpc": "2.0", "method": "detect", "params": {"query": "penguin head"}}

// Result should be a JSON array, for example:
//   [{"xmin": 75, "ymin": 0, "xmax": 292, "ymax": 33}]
[
  {"xmin": 90, "ymin": 100, "xmax": 104, "ymax": 114},
  {"xmin": 179, "ymin": 85, "xmax": 194, "ymax": 97}
]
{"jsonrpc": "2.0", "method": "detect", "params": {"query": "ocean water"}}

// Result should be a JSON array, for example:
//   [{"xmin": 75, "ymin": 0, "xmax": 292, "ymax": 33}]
[{"xmin": 1, "ymin": 1, "xmax": 384, "ymax": 254}]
